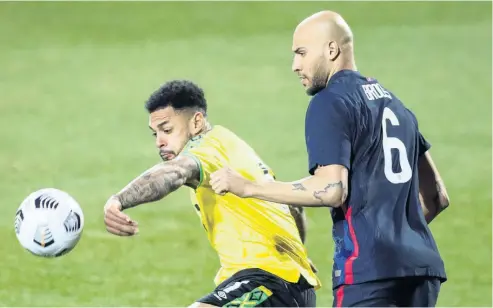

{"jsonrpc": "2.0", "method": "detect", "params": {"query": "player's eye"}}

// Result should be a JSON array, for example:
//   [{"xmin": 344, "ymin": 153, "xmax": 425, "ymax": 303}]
[
  {"xmin": 151, "ymin": 132, "xmax": 157, "ymax": 137},
  {"xmin": 295, "ymin": 50, "xmax": 306, "ymax": 56},
  {"xmin": 162, "ymin": 128, "xmax": 173, "ymax": 134}
]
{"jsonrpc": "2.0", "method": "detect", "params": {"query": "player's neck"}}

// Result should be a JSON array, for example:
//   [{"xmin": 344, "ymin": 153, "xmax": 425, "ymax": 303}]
[
  {"xmin": 328, "ymin": 56, "xmax": 357, "ymax": 81},
  {"xmin": 194, "ymin": 121, "xmax": 212, "ymax": 137}
]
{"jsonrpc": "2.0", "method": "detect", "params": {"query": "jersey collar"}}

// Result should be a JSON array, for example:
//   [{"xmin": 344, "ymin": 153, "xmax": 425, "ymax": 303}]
[{"xmin": 327, "ymin": 69, "xmax": 361, "ymax": 87}]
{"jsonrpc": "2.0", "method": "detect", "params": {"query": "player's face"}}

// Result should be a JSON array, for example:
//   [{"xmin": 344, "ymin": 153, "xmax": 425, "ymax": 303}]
[
  {"xmin": 292, "ymin": 29, "xmax": 331, "ymax": 96},
  {"xmin": 149, "ymin": 107, "xmax": 193, "ymax": 161}
]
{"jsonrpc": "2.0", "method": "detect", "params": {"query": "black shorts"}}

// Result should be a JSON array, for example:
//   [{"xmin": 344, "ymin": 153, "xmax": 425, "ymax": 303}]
[
  {"xmin": 333, "ymin": 276, "xmax": 442, "ymax": 307},
  {"xmin": 197, "ymin": 268, "xmax": 316, "ymax": 307}
]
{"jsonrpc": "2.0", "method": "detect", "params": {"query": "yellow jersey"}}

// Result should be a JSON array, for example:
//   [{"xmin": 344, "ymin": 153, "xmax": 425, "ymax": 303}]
[{"xmin": 181, "ymin": 125, "xmax": 321, "ymax": 289}]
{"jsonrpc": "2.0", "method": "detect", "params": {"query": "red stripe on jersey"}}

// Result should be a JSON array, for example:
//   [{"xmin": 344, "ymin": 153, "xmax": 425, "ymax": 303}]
[{"xmin": 344, "ymin": 206, "xmax": 360, "ymax": 284}]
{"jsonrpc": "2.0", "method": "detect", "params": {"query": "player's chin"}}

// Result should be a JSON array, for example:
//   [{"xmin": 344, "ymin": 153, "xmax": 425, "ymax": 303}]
[
  {"xmin": 306, "ymin": 84, "xmax": 323, "ymax": 96},
  {"xmin": 160, "ymin": 153, "xmax": 176, "ymax": 161}
]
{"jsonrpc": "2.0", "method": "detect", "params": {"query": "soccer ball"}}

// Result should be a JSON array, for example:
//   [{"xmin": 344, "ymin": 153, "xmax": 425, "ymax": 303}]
[{"xmin": 14, "ymin": 188, "xmax": 84, "ymax": 258}]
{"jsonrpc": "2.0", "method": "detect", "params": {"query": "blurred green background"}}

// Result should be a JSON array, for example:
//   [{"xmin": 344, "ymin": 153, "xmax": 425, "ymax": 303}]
[{"xmin": 0, "ymin": 1, "xmax": 491, "ymax": 306}]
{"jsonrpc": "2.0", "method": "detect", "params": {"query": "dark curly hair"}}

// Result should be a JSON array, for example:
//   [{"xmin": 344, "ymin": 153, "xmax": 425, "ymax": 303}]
[{"xmin": 145, "ymin": 80, "xmax": 207, "ymax": 115}]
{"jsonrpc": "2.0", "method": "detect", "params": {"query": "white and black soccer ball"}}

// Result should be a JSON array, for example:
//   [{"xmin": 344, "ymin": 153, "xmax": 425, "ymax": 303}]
[{"xmin": 14, "ymin": 188, "xmax": 84, "ymax": 258}]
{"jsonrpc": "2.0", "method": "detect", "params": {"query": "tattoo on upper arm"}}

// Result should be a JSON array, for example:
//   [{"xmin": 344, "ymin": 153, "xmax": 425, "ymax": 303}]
[
  {"xmin": 313, "ymin": 181, "xmax": 344, "ymax": 204},
  {"xmin": 117, "ymin": 156, "xmax": 200, "ymax": 210},
  {"xmin": 292, "ymin": 183, "xmax": 307, "ymax": 191}
]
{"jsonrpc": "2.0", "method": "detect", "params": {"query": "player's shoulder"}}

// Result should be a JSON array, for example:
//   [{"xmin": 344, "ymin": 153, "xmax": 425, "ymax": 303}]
[
  {"xmin": 313, "ymin": 70, "xmax": 371, "ymax": 106},
  {"xmin": 183, "ymin": 125, "xmax": 224, "ymax": 153},
  {"xmin": 208, "ymin": 125, "xmax": 243, "ymax": 145},
  {"xmin": 181, "ymin": 126, "xmax": 229, "ymax": 166},
  {"xmin": 190, "ymin": 125, "xmax": 230, "ymax": 143},
  {"xmin": 402, "ymin": 106, "xmax": 420, "ymax": 128},
  {"xmin": 307, "ymin": 86, "xmax": 354, "ymax": 119},
  {"xmin": 189, "ymin": 124, "xmax": 251, "ymax": 153},
  {"xmin": 326, "ymin": 70, "xmax": 396, "ymax": 102}
]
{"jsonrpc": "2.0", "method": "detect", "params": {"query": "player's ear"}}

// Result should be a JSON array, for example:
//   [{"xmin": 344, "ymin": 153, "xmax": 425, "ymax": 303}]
[
  {"xmin": 189, "ymin": 111, "xmax": 205, "ymax": 135},
  {"xmin": 326, "ymin": 41, "xmax": 340, "ymax": 61}
]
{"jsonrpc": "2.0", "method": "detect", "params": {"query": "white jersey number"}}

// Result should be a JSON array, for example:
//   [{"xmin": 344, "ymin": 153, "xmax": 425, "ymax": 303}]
[{"xmin": 382, "ymin": 107, "xmax": 412, "ymax": 184}]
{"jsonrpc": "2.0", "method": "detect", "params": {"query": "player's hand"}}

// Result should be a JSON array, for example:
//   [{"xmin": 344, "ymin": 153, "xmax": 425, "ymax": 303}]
[
  {"xmin": 210, "ymin": 167, "xmax": 253, "ymax": 198},
  {"xmin": 103, "ymin": 196, "xmax": 139, "ymax": 236}
]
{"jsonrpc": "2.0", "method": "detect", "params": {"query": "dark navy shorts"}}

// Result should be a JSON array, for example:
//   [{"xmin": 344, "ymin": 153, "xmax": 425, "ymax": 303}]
[{"xmin": 333, "ymin": 276, "xmax": 442, "ymax": 307}]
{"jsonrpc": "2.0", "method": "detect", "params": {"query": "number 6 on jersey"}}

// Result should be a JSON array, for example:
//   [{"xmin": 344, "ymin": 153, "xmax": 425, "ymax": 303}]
[{"xmin": 382, "ymin": 107, "xmax": 412, "ymax": 184}]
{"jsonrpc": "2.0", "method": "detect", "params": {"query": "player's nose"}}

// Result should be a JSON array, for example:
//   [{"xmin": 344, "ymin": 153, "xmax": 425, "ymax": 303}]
[
  {"xmin": 155, "ymin": 134, "xmax": 167, "ymax": 148},
  {"xmin": 292, "ymin": 58, "xmax": 302, "ymax": 73}
]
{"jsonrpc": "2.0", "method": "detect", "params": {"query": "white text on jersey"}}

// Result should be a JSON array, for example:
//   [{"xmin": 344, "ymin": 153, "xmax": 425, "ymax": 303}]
[{"xmin": 362, "ymin": 83, "xmax": 392, "ymax": 100}]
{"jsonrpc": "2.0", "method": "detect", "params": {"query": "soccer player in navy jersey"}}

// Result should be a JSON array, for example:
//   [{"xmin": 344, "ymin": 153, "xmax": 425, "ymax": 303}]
[{"xmin": 210, "ymin": 10, "xmax": 450, "ymax": 307}]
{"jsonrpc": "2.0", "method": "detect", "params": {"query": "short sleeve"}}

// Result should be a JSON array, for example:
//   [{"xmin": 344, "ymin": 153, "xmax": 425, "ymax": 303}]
[
  {"xmin": 406, "ymin": 108, "xmax": 431, "ymax": 157},
  {"xmin": 182, "ymin": 139, "xmax": 223, "ymax": 187},
  {"xmin": 418, "ymin": 132, "xmax": 431, "ymax": 156},
  {"xmin": 305, "ymin": 94, "xmax": 353, "ymax": 175}
]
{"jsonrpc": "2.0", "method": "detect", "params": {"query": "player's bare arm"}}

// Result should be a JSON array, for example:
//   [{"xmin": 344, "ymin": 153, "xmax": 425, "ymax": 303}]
[
  {"xmin": 116, "ymin": 155, "xmax": 200, "ymax": 209},
  {"xmin": 418, "ymin": 152, "xmax": 450, "ymax": 224},
  {"xmin": 210, "ymin": 165, "xmax": 348, "ymax": 208},
  {"xmin": 103, "ymin": 155, "xmax": 200, "ymax": 236}
]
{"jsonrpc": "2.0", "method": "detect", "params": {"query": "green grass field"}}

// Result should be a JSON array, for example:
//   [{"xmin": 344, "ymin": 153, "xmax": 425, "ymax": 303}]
[{"xmin": 0, "ymin": 1, "xmax": 491, "ymax": 306}]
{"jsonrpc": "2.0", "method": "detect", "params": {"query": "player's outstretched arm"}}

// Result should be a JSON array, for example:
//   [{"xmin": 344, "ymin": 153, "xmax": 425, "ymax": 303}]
[
  {"xmin": 103, "ymin": 155, "xmax": 200, "ymax": 236},
  {"xmin": 115, "ymin": 155, "xmax": 200, "ymax": 210},
  {"xmin": 210, "ymin": 165, "xmax": 348, "ymax": 208},
  {"xmin": 418, "ymin": 152, "xmax": 450, "ymax": 224}
]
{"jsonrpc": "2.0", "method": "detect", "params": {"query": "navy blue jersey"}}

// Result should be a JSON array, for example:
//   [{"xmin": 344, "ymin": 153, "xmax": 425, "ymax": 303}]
[{"xmin": 305, "ymin": 70, "xmax": 446, "ymax": 288}]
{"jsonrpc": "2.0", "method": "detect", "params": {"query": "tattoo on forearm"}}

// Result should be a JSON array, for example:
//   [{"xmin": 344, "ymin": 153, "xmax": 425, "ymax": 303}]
[
  {"xmin": 292, "ymin": 183, "xmax": 307, "ymax": 191},
  {"xmin": 313, "ymin": 181, "xmax": 344, "ymax": 204},
  {"xmin": 117, "ymin": 156, "xmax": 200, "ymax": 210}
]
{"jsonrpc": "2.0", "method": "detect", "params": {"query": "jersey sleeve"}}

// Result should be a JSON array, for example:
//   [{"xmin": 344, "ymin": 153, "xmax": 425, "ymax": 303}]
[
  {"xmin": 418, "ymin": 132, "xmax": 431, "ymax": 156},
  {"xmin": 406, "ymin": 108, "xmax": 431, "ymax": 156},
  {"xmin": 305, "ymin": 94, "xmax": 353, "ymax": 175},
  {"xmin": 181, "ymin": 139, "xmax": 223, "ymax": 187}
]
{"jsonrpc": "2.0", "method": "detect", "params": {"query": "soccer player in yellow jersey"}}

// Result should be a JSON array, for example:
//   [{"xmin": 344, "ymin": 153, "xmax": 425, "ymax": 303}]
[{"xmin": 103, "ymin": 80, "xmax": 321, "ymax": 307}]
